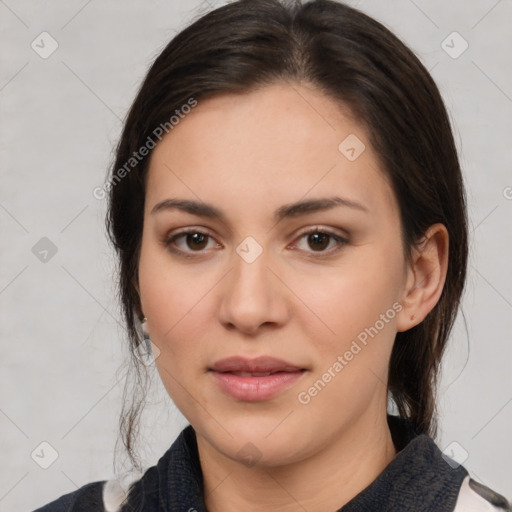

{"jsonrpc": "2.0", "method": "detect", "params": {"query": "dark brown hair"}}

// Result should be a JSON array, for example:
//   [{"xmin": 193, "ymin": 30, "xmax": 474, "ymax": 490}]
[{"xmin": 106, "ymin": 0, "xmax": 468, "ymax": 470}]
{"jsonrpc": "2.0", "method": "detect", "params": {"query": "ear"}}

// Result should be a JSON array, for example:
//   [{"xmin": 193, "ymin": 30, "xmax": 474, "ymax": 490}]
[{"xmin": 396, "ymin": 223, "xmax": 449, "ymax": 332}]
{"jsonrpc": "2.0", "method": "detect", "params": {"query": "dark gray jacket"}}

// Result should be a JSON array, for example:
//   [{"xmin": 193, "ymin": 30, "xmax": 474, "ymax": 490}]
[{"xmin": 33, "ymin": 415, "xmax": 511, "ymax": 511}]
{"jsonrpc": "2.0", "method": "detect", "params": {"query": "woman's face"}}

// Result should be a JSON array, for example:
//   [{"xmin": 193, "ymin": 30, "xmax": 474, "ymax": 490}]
[{"xmin": 138, "ymin": 82, "xmax": 409, "ymax": 466}]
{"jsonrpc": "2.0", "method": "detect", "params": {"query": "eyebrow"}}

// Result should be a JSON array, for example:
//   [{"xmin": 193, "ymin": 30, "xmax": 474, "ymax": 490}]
[{"xmin": 151, "ymin": 196, "xmax": 368, "ymax": 224}]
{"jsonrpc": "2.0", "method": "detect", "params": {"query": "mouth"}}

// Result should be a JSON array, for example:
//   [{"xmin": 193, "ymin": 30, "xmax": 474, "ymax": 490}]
[
  {"xmin": 208, "ymin": 356, "xmax": 307, "ymax": 401},
  {"xmin": 209, "ymin": 355, "xmax": 306, "ymax": 374},
  {"xmin": 220, "ymin": 370, "xmax": 302, "ymax": 377}
]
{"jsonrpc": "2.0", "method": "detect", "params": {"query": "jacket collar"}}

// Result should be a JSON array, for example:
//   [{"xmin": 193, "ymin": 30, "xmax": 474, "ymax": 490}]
[{"xmin": 339, "ymin": 415, "xmax": 468, "ymax": 511}]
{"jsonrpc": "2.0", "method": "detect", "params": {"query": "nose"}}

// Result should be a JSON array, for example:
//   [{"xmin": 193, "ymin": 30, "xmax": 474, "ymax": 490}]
[{"xmin": 217, "ymin": 245, "xmax": 290, "ymax": 336}]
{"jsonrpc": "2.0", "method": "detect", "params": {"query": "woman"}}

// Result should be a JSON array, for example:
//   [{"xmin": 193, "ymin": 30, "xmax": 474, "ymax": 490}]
[{"xmin": 34, "ymin": 0, "xmax": 511, "ymax": 510}]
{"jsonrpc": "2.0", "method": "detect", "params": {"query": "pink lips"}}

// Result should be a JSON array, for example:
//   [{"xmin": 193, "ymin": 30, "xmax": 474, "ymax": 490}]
[{"xmin": 208, "ymin": 356, "xmax": 306, "ymax": 401}]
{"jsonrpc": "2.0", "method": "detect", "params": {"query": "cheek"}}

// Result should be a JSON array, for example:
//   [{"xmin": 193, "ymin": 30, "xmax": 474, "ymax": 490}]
[
  {"xmin": 290, "ymin": 248, "xmax": 403, "ymax": 355},
  {"xmin": 138, "ymin": 242, "xmax": 204, "ymax": 356},
  {"xmin": 289, "ymin": 254, "xmax": 403, "ymax": 420},
  {"xmin": 292, "ymin": 260, "xmax": 402, "ymax": 416},
  {"xmin": 138, "ymin": 258, "xmax": 212, "ymax": 412}
]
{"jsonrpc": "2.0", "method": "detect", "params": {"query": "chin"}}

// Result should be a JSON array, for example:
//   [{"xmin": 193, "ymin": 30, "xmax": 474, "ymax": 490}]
[{"xmin": 196, "ymin": 410, "xmax": 312, "ymax": 467}]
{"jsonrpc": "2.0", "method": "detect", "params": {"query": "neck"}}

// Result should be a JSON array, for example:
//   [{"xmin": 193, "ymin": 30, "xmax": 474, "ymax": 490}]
[{"xmin": 197, "ymin": 412, "xmax": 397, "ymax": 512}]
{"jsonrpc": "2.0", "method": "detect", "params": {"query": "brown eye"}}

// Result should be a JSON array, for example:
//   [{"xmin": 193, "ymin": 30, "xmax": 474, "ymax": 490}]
[
  {"xmin": 292, "ymin": 227, "xmax": 348, "ymax": 256},
  {"xmin": 184, "ymin": 232, "xmax": 209, "ymax": 251},
  {"xmin": 165, "ymin": 229, "xmax": 219, "ymax": 257},
  {"xmin": 307, "ymin": 232, "xmax": 330, "ymax": 251}
]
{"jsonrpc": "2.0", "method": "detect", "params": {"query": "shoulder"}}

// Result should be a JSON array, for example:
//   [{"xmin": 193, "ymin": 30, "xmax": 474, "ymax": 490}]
[
  {"xmin": 31, "ymin": 427, "xmax": 194, "ymax": 512},
  {"xmin": 32, "ymin": 470, "xmax": 145, "ymax": 512},
  {"xmin": 453, "ymin": 476, "xmax": 512, "ymax": 512}
]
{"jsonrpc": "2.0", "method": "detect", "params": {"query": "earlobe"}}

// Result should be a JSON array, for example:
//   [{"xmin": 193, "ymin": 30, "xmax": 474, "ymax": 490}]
[{"xmin": 396, "ymin": 223, "xmax": 449, "ymax": 332}]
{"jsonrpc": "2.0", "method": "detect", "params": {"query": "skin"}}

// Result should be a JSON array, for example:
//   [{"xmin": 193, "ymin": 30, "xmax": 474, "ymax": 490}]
[{"xmin": 136, "ymin": 81, "xmax": 448, "ymax": 511}]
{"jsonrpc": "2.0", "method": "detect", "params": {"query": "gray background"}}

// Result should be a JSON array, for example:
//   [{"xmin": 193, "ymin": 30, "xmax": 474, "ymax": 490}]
[{"xmin": 1, "ymin": 0, "xmax": 511, "ymax": 510}]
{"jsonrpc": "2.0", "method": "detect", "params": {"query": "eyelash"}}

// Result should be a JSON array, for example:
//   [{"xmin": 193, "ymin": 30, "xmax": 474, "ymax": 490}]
[{"xmin": 164, "ymin": 226, "xmax": 349, "ymax": 259}]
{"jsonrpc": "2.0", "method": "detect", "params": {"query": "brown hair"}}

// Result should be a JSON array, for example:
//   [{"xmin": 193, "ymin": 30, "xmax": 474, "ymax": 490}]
[{"xmin": 106, "ymin": 0, "xmax": 468, "ymax": 470}]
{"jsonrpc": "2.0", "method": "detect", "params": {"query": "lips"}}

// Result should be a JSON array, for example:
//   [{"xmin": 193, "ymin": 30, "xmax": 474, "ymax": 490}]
[
  {"xmin": 208, "ymin": 356, "xmax": 307, "ymax": 401},
  {"xmin": 209, "ymin": 356, "xmax": 304, "ymax": 374}
]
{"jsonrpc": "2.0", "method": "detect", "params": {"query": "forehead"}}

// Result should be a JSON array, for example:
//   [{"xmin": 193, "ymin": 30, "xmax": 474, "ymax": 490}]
[{"xmin": 145, "ymin": 82, "xmax": 398, "ymax": 220}]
